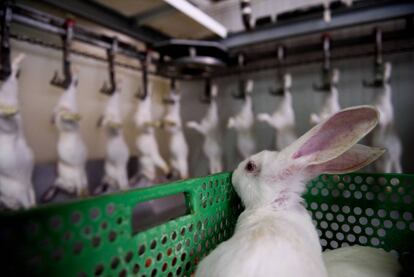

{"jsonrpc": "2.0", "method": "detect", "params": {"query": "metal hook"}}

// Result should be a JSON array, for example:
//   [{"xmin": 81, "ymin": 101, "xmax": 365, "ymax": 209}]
[
  {"xmin": 0, "ymin": 0, "xmax": 12, "ymax": 81},
  {"xmin": 240, "ymin": 0, "xmax": 253, "ymax": 31},
  {"xmin": 100, "ymin": 38, "xmax": 118, "ymax": 95},
  {"xmin": 232, "ymin": 53, "xmax": 247, "ymax": 99},
  {"xmin": 171, "ymin": 78, "xmax": 176, "ymax": 90},
  {"xmin": 136, "ymin": 51, "xmax": 150, "ymax": 99},
  {"xmin": 162, "ymin": 78, "xmax": 178, "ymax": 105},
  {"xmin": 50, "ymin": 18, "xmax": 75, "ymax": 89},
  {"xmin": 201, "ymin": 78, "xmax": 213, "ymax": 103},
  {"xmin": 363, "ymin": 28, "xmax": 386, "ymax": 88},
  {"xmin": 313, "ymin": 33, "xmax": 334, "ymax": 92},
  {"xmin": 269, "ymin": 45, "xmax": 287, "ymax": 96}
]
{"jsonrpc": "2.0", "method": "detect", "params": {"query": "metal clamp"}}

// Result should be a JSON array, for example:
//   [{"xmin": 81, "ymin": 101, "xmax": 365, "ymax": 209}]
[
  {"xmin": 100, "ymin": 38, "xmax": 118, "ymax": 95},
  {"xmin": 201, "ymin": 77, "xmax": 213, "ymax": 103},
  {"xmin": 269, "ymin": 45, "xmax": 287, "ymax": 96},
  {"xmin": 0, "ymin": 0, "xmax": 12, "ymax": 81},
  {"xmin": 136, "ymin": 51, "xmax": 150, "ymax": 99},
  {"xmin": 162, "ymin": 78, "xmax": 178, "ymax": 105},
  {"xmin": 232, "ymin": 53, "xmax": 247, "ymax": 99},
  {"xmin": 363, "ymin": 28, "xmax": 386, "ymax": 87},
  {"xmin": 313, "ymin": 33, "xmax": 334, "ymax": 92},
  {"xmin": 50, "ymin": 18, "xmax": 75, "ymax": 89}
]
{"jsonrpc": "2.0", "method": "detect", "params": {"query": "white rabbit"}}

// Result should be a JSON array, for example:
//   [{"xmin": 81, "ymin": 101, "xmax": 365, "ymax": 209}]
[
  {"xmin": 310, "ymin": 68, "xmax": 341, "ymax": 125},
  {"xmin": 43, "ymin": 75, "xmax": 88, "ymax": 201},
  {"xmin": 257, "ymin": 73, "xmax": 297, "ymax": 150},
  {"xmin": 133, "ymin": 83, "xmax": 169, "ymax": 181},
  {"xmin": 0, "ymin": 54, "xmax": 36, "ymax": 209},
  {"xmin": 323, "ymin": 245, "xmax": 401, "ymax": 277},
  {"xmin": 371, "ymin": 63, "xmax": 402, "ymax": 173},
  {"xmin": 162, "ymin": 84, "xmax": 189, "ymax": 179},
  {"xmin": 228, "ymin": 79, "xmax": 257, "ymax": 159},
  {"xmin": 96, "ymin": 90, "xmax": 129, "ymax": 193},
  {"xmin": 186, "ymin": 83, "xmax": 223, "ymax": 174},
  {"xmin": 196, "ymin": 106, "xmax": 384, "ymax": 277}
]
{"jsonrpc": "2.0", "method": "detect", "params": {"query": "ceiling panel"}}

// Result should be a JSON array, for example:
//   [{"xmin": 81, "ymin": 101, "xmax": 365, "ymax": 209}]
[
  {"xmin": 93, "ymin": 0, "xmax": 165, "ymax": 16},
  {"xmin": 146, "ymin": 12, "xmax": 213, "ymax": 39},
  {"xmin": 92, "ymin": 0, "xmax": 220, "ymax": 39}
]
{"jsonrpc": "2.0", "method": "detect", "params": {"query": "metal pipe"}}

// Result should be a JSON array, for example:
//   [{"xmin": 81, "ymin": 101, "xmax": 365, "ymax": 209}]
[
  {"xmin": 210, "ymin": 42, "xmax": 414, "ymax": 79},
  {"xmin": 10, "ymin": 4, "xmax": 145, "ymax": 61},
  {"xmin": 7, "ymin": 32, "xmax": 170, "ymax": 79},
  {"xmin": 222, "ymin": 1, "xmax": 414, "ymax": 49},
  {"xmin": 0, "ymin": 0, "xmax": 12, "ymax": 81}
]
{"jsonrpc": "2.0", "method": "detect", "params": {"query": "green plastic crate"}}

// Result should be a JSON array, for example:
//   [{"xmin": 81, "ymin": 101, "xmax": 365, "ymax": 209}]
[{"xmin": 0, "ymin": 172, "xmax": 413, "ymax": 277}]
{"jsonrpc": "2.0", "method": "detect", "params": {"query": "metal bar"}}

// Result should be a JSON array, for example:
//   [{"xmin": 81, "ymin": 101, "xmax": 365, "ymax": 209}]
[
  {"xmin": 10, "ymin": 4, "xmax": 145, "ymax": 61},
  {"xmin": 8, "ymin": 32, "xmax": 162, "ymax": 76},
  {"xmin": 222, "ymin": 1, "xmax": 414, "ymax": 49},
  {"xmin": 0, "ymin": 0, "xmax": 12, "ymax": 80},
  {"xmin": 210, "ymin": 42, "xmax": 414, "ymax": 79},
  {"xmin": 12, "ymin": 13, "xmax": 63, "ymax": 34},
  {"xmin": 35, "ymin": 0, "xmax": 169, "ymax": 44}
]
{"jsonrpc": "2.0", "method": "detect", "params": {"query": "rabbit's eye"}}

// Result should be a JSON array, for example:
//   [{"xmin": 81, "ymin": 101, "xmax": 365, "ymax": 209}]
[{"xmin": 245, "ymin": 161, "xmax": 256, "ymax": 172}]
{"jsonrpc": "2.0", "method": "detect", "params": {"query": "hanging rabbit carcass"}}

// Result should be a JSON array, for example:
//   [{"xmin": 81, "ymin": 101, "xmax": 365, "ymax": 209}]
[{"xmin": 0, "ymin": 54, "xmax": 36, "ymax": 209}]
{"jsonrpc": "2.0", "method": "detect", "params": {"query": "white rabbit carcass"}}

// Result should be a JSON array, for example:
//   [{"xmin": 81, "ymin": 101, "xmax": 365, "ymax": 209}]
[
  {"xmin": 97, "ymin": 90, "xmax": 129, "ymax": 192},
  {"xmin": 186, "ymin": 84, "xmax": 223, "ymax": 174},
  {"xmin": 162, "ymin": 87, "xmax": 189, "ymax": 179},
  {"xmin": 0, "ymin": 54, "xmax": 35, "ymax": 209},
  {"xmin": 372, "ymin": 123, "xmax": 402, "ymax": 173},
  {"xmin": 134, "ymin": 84, "xmax": 169, "ymax": 181},
  {"xmin": 310, "ymin": 68, "xmax": 341, "ymax": 125},
  {"xmin": 227, "ymin": 80, "xmax": 256, "ymax": 159},
  {"xmin": 323, "ymin": 245, "xmax": 401, "ymax": 277},
  {"xmin": 257, "ymin": 74, "xmax": 297, "ymax": 150},
  {"xmin": 196, "ymin": 106, "xmax": 384, "ymax": 277},
  {"xmin": 45, "ymin": 76, "xmax": 88, "ymax": 200},
  {"xmin": 371, "ymin": 63, "xmax": 402, "ymax": 173}
]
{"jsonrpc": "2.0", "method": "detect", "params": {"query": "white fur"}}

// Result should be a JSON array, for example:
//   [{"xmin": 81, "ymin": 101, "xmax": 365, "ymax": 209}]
[
  {"xmin": 372, "ymin": 124, "xmax": 402, "ymax": 173},
  {"xmin": 257, "ymin": 74, "xmax": 297, "ymax": 150},
  {"xmin": 323, "ymin": 246, "xmax": 401, "ymax": 277},
  {"xmin": 187, "ymin": 84, "xmax": 223, "ymax": 174},
  {"xmin": 134, "ymin": 85, "xmax": 169, "ymax": 181},
  {"xmin": 197, "ymin": 106, "xmax": 383, "ymax": 277},
  {"xmin": 371, "ymin": 63, "xmax": 402, "ymax": 173},
  {"xmin": 0, "ymin": 54, "xmax": 36, "ymax": 209},
  {"xmin": 162, "ymin": 87, "xmax": 189, "ymax": 179},
  {"xmin": 228, "ymin": 80, "xmax": 256, "ymax": 159},
  {"xmin": 53, "ymin": 76, "xmax": 88, "ymax": 196},
  {"xmin": 310, "ymin": 69, "xmax": 341, "ymax": 125},
  {"xmin": 100, "ymin": 91, "xmax": 129, "ymax": 190}
]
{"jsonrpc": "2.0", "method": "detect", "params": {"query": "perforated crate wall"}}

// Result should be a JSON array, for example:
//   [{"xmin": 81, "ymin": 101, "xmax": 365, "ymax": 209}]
[
  {"xmin": 0, "ymin": 173, "xmax": 242, "ymax": 277},
  {"xmin": 0, "ymin": 172, "xmax": 413, "ymax": 277},
  {"xmin": 305, "ymin": 173, "xmax": 414, "ymax": 254}
]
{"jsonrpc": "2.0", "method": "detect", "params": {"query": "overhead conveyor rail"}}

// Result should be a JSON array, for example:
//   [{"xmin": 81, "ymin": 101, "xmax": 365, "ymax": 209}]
[
  {"xmin": 221, "ymin": 0, "xmax": 414, "ymax": 50},
  {"xmin": 0, "ymin": 0, "xmax": 414, "ymax": 80},
  {"xmin": 213, "ymin": 27, "xmax": 414, "ymax": 78},
  {"xmin": 7, "ymin": 4, "xmax": 146, "ymax": 60}
]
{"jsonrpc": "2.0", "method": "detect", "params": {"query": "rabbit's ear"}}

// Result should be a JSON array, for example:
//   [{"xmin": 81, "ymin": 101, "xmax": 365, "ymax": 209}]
[
  {"xmin": 306, "ymin": 144, "xmax": 384, "ymax": 175},
  {"xmin": 290, "ymin": 106, "xmax": 379, "ymax": 166}
]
